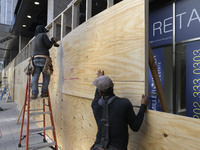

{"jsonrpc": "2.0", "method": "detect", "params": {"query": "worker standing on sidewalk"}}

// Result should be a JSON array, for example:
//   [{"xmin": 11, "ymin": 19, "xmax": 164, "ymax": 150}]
[
  {"xmin": 91, "ymin": 70, "xmax": 149, "ymax": 150},
  {"xmin": 31, "ymin": 25, "xmax": 58, "ymax": 99}
]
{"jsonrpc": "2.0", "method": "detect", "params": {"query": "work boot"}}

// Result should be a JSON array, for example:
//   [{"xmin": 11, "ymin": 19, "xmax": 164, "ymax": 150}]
[
  {"xmin": 40, "ymin": 93, "xmax": 48, "ymax": 98},
  {"xmin": 31, "ymin": 94, "xmax": 38, "ymax": 100}
]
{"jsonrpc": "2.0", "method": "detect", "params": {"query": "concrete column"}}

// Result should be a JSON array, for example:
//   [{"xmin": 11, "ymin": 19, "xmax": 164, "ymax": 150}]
[
  {"xmin": 1, "ymin": 0, "xmax": 5, "ymax": 24},
  {"xmin": 6, "ymin": 0, "xmax": 12, "ymax": 24},
  {"xmin": 0, "ymin": 0, "xmax": 14, "ymax": 25},
  {"xmin": 19, "ymin": 34, "xmax": 21, "ymax": 52},
  {"xmin": 47, "ymin": 0, "xmax": 54, "ymax": 25}
]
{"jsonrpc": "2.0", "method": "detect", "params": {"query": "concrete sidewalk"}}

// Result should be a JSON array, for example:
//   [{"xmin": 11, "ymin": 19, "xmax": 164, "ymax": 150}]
[{"xmin": 0, "ymin": 99, "xmax": 55, "ymax": 150}]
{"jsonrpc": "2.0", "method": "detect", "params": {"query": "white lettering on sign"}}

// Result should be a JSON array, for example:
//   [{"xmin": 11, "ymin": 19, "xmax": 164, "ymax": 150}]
[
  {"xmin": 164, "ymin": 17, "xmax": 173, "ymax": 33},
  {"xmin": 151, "ymin": 8, "xmax": 200, "ymax": 37},
  {"xmin": 187, "ymin": 9, "xmax": 200, "ymax": 27},
  {"xmin": 153, "ymin": 21, "xmax": 162, "ymax": 36},
  {"xmin": 176, "ymin": 12, "xmax": 186, "ymax": 29}
]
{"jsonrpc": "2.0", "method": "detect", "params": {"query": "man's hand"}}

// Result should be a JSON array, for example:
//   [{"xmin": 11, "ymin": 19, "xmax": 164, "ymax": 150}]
[
  {"xmin": 141, "ymin": 94, "xmax": 149, "ymax": 106},
  {"xmin": 51, "ymin": 37, "xmax": 58, "ymax": 43},
  {"xmin": 96, "ymin": 69, "xmax": 104, "ymax": 78}
]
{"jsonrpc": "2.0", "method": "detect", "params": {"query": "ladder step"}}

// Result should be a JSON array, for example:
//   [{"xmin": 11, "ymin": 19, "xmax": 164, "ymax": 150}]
[
  {"xmin": 30, "ymin": 111, "xmax": 51, "ymax": 117},
  {"xmin": 29, "ymin": 109, "xmax": 43, "ymax": 111},
  {"xmin": 23, "ymin": 131, "xmax": 43, "ymax": 136},
  {"xmin": 29, "ymin": 126, "xmax": 53, "ymax": 133},
  {"xmin": 29, "ymin": 142, "xmax": 55, "ymax": 150},
  {"xmin": 30, "ymin": 97, "xmax": 48, "ymax": 100}
]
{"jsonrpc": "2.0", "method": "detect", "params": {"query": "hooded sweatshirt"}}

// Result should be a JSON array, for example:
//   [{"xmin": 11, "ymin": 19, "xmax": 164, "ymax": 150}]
[{"xmin": 33, "ymin": 25, "xmax": 55, "ymax": 56}]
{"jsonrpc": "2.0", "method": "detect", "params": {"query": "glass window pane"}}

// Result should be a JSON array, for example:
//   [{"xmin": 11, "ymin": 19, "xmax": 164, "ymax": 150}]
[{"xmin": 176, "ymin": 44, "xmax": 186, "ymax": 115}]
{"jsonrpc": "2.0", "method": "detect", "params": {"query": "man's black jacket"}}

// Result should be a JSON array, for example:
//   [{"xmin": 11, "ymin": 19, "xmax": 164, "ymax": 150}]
[
  {"xmin": 91, "ymin": 89, "xmax": 147, "ymax": 150},
  {"xmin": 33, "ymin": 33, "xmax": 55, "ymax": 56}
]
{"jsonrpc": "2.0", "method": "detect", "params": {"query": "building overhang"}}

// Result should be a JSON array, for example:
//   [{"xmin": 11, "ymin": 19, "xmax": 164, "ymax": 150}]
[{"xmin": 11, "ymin": 0, "xmax": 47, "ymax": 37}]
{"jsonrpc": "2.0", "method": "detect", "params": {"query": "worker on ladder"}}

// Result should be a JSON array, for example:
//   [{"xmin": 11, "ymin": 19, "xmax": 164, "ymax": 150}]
[
  {"xmin": 18, "ymin": 25, "xmax": 59, "ymax": 149},
  {"xmin": 31, "ymin": 25, "xmax": 58, "ymax": 99}
]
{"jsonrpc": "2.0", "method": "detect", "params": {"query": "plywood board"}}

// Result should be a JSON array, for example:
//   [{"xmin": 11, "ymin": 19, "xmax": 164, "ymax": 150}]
[
  {"xmin": 3, "ymin": 0, "xmax": 200, "ymax": 150},
  {"xmin": 61, "ymin": 0, "xmax": 146, "ymax": 100},
  {"xmin": 14, "ymin": 60, "xmax": 29, "ymax": 108},
  {"xmin": 62, "ymin": 80, "xmax": 144, "ymax": 105},
  {"xmin": 7, "ymin": 60, "xmax": 15, "ymax": 100},
  {"xmin": 26, "ymin": 91, "xmax": 200, "ymax": 150},
  {"xmin": 4, "ymin": 47, "xmax": 200, "ymax": 150},
  {"xmin": 129, "ymin": 110, "xmax": 200, "ymax": 150}
]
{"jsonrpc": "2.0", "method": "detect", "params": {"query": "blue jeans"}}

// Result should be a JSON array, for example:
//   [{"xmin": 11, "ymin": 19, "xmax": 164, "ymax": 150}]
[{"xmin": 31, "ymin": 58, "xmax": 50, "ymax": 95}]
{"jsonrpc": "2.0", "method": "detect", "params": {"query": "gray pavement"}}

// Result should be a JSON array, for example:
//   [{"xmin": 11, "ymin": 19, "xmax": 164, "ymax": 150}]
[{"xmin": 0, "ymin": 99, "xmax": 56, "ymax": 150}]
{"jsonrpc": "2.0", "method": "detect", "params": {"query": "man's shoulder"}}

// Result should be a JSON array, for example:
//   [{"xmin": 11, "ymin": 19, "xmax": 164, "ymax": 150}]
[
  {"xmin": 35, "ymin": 33, "xmax": 45, "ymax": 39},
  {"xmin": 115, "ymin": 97, "xmax": 132, "ymax": 106}
]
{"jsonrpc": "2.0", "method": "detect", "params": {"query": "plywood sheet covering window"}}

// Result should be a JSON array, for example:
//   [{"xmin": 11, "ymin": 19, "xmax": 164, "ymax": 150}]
[
  {"xmin": 61, "ymin": 0, "xmax": 146, "ymax": 100},
  {"xmin": 129, "ymin": 110, "xmax": 200, "ymax": 150},
  {"xmin": 3, "ymin": 0, "xmax": 200, "ymax": 149}
]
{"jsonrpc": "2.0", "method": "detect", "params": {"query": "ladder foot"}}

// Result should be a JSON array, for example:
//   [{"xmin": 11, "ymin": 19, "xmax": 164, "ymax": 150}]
[
  {"xmin": 18, "ymin": 143, "xmax": 21, "ymax": 147},
  {"xmin": 43, "ymin": 138, "xmax": 47, "ymax": 142}
]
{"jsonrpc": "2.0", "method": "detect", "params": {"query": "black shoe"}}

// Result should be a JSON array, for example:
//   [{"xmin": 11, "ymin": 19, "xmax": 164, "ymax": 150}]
[
  {"xmin": 40, "ymin": 93, "xmax": 48, "ymax": 98},
  {"xmin": 31, "ymin": 95, "xmax": 38, "ymax": 99}
]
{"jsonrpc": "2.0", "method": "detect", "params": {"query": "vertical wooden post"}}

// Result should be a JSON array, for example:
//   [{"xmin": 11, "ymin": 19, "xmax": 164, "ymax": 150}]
[
  {"xmin": 107, "ymin": 0, "xmax": 114, "ymax": 8},
  {"xmin": 149, "ymin": 44, "xmax": 169, "ymax": 112},
  {"xmin": 86, "ymin": 0, "xmax": 92, "ymax": 20}
]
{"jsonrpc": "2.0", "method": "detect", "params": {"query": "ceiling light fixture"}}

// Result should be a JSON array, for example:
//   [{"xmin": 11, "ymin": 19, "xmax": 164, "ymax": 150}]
[
  {"xmin": 22, "ymin": 25, "xmax": 26, "ymax": 27},
  {"xmin": 34, "ymin": 1, "xmax": 40, "ymax": 5},
  {"xmin": 27, "ymin": 15, "xmax": 31, "ymax": 18}
]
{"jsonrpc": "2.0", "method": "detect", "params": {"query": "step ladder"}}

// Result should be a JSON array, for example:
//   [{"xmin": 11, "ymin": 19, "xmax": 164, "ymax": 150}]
[
  {"xmin": 18, "ymin": 75, "xmax": 58, "ymax": 150},
  {"xmin": 0, "ymin": 77, "xmax": 12, "ymax": 101}
]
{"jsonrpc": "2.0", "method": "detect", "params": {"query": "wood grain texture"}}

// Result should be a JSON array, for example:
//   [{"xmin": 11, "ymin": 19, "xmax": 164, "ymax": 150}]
[
  {"xmin": 129, "ymin": 110, "xmax": 200, "ymax": 150},
  {"xmin": 13, "ymin": 61, "xmax": 28, "ymax": 108},
  {"xmin": 11, "ymin": 58, "xmax": 200, "ymax": 150},
  {"xmin": 3, "ymin": 52, "xmax": 200, "ymax": 150},
  {"xmin": 61, "ymin": 0, "xmax": 146, "ymax": 99},
  {"xmin": 3, "ymin": 0, "xmax": 200, "ymax": 150}
]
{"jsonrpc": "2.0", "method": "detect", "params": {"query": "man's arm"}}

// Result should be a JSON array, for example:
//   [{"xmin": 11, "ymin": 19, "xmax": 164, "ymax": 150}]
[
  {"xmin": 43, "ymin": 33, "xmax": 57, "ymax": 49},
  {"xmin": 128, "ymin": 95, "xmax": 148, "ymax": 132}
]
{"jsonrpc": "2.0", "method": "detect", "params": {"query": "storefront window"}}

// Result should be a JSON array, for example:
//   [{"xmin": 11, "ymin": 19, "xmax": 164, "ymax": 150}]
[
  {"xmin": 148, "ymin": 46, "xmax": 173, "ymax": 113},
  {"xmin": 176, "ymin": 44, "xmax": 186, "ymax": 115},
  {"xmin": 149, "ymin": 0, "xmax": 200, "ymax": 118}
]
